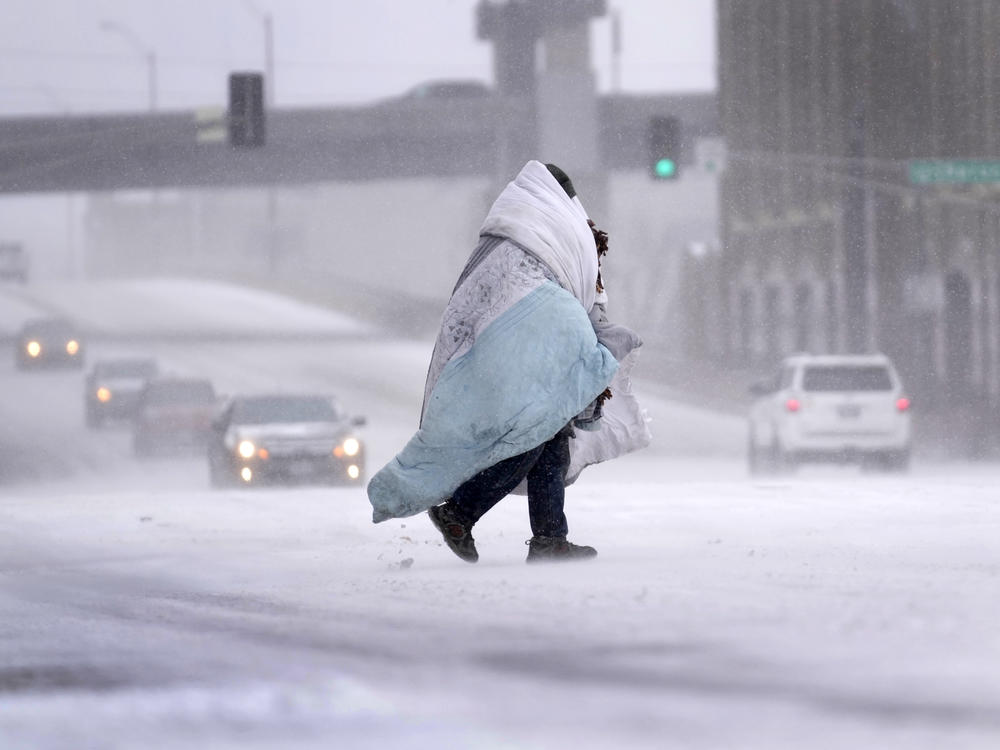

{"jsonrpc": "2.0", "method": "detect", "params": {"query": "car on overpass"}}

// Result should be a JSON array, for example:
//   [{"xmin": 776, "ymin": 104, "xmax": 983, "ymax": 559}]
[
  {"xmin": 15, "ymin": 317, "xmax": 84, "ymax": 370},
  {"xmin": 207, "ymin": 393, "xmax": 366, "ymax": 487},
  {"xmin": 748, "ymin": 353, "xmax": 912, "ymax": 473},
  {"xmin": 401, "ymin": 79, "xmax": 492, "ymax": 100}
]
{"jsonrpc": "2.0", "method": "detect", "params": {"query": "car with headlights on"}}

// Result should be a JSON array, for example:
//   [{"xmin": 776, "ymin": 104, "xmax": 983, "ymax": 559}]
[
  {"xmin": 207, "ymin": 393, "xmax": 366, "ymax": 487},
  {"xmin": 748, "ymin": 353, "xmax": 912, "ymax": 473},
  {"xmin": 133, "ymin": 377, "xmax": 218, "ymax": 457},
  {"xmin": 84, "ymin": 357, "xmax": 159, "ymax": 427},
  {"xmin": 15, "ymin": 317, "xmax": 84, "ymax": 369}
]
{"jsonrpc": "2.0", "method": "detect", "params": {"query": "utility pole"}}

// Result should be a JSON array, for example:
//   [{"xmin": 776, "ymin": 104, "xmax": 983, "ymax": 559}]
[
  {"xmin": 242, "ymin": 0, "xmax": 275, "ymax": 106},
  {"xmin": 264, "ymin": 13, "xmax": 274, "ymax": 107},
  {"xmin": 610, "ymin": 8, "xmax": 621, "ymax": 93},
  {"xmin": 147, "ymin": 51, "xmax": 158, "ymax": 112},
  {"xmin": 240, "ymin": 1, "xmax": 278, "ymax": 272}
]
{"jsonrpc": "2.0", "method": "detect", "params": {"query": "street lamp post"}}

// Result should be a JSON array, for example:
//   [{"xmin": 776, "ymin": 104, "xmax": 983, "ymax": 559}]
[
  {"xmin": 263, "ymin": 12, "xmax": 274, "ymax": 107},
  {"xmin": 610, "ymin": 9, "xmax": 621, "ymax": 94},
  {"xmin": 100, "ymin": 19, "xmax": 160, "ymax": 273},
  {"xmin": 100, "ymin": 20, "xmax": 157, "ymax": 111},
  {"xmin": 241, "ymin": 1, "xmax": 277, "ymax": 272},
  {"xmin": 241, "ymin": 0, "xmax": 274, "ymax": 106}
]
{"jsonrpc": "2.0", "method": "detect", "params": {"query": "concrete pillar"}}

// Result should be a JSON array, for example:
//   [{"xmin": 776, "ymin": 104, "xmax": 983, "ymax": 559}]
[{"xmin": 535, "ymin": 20, "xmax": 606, "ymax": 219}]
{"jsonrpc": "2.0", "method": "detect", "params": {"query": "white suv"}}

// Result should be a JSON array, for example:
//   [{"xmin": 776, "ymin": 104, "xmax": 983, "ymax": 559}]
[{"xmin": 748, "ymin": 353, "xmax": 911, "ymax": 473}]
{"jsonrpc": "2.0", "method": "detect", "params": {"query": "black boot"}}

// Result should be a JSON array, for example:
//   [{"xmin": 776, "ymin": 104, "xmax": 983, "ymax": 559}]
[
  {"xmin": 525, "ymin": 535, "xmax": 597, "ymax": 563},
  {"xmin": 428, "ymin": 504, "xmax": 479, "ymax": 563}
]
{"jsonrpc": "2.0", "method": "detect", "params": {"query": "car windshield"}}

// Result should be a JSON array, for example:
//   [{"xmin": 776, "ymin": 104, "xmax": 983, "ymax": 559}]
[
  {"xmin": 98, "ymin": 360, "xmax": 157, "ymax": 378},
  {"xmin": 25, "ymin": 320, "xmax": 75, "ymax": 337},
  {"xmin": 145, "ymin": 381, "xmax": 216, "ymax": 406},
  {"xmin": 232, "ymin": 396, "xmax": 341, "ymax": 424},
  {"xmin": 802, "ymin": 365, "xmax": 893, "ymax": 392}
]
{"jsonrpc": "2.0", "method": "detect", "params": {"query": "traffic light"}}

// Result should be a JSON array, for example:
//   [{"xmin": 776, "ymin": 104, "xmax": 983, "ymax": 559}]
[
  {"xmin": 647, "ymin": 115, "xmax": 680, "ymax": 180},
  {"xmin": 228, "ymin": 72, "xmax": 265, "ymax": 148}
]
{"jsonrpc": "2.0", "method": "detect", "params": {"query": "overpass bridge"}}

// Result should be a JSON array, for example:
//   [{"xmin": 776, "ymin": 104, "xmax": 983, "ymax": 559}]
[{"xmin": 0, "ymin": 93, "xmax": 718, "ymax": 194}]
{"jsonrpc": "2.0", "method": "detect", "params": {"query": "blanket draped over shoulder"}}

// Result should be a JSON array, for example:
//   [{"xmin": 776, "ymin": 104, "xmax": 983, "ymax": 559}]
[{"xmin": 367, "ymin": 161, "xmax": 649, "ymax": 523}]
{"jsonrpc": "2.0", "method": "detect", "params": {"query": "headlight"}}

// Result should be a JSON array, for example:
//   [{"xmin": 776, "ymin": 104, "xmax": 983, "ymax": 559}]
[
  {"xmin": 66, "ymin": 340, "xmax": 80, "ymax": 355},
  {"xmin": 26, "ymin": 340, "xmax": 41, "ymax": 357},
  {"xmin": 342, "ymin": 438, "xmax": 360, "ymax": 457},
  {"xmin": 96, "ymin": 387, "xmax": 112, "ymax": 403},
  {"xmin": 237, "ymin": 440, "xmax": 256, "ymax": 458}
]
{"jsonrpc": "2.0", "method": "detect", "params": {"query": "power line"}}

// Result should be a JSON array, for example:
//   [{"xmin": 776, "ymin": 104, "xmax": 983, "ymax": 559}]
[{"xmin": 0, "ymin": 45, "xmax": 485, "ymax": 71}]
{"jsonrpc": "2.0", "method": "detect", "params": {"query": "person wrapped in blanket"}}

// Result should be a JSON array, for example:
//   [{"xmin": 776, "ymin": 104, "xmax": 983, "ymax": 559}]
[{"xmin": 367, "ymin": 161, "xmax": 650, "ymax": 563}]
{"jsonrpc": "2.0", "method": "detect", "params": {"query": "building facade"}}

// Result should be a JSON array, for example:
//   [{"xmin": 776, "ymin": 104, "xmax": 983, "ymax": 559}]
[{"xmin": 717, "ymin": 0, "xmax": 1000, "ymax": 443}]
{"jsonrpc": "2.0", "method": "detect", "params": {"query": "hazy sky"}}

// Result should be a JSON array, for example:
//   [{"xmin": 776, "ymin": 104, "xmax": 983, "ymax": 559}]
[{"xmin": 1, "ymin": 0, "xmax": 715, "ymax": 116}]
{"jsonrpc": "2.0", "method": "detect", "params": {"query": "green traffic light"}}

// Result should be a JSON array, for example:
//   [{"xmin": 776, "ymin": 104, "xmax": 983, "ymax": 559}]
[{"xmin": 654, "ymin": 158, "xmax": 676, "ymax": 178}]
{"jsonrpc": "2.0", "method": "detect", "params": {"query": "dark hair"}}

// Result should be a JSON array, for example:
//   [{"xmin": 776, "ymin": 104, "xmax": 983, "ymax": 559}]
[{"xmin": 544, "ymin": 163, "xmax": 577, "ymax": 198}]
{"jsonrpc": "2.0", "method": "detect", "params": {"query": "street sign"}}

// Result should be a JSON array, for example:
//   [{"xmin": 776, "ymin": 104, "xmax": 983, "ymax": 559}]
[
  {"xmin": 194, "ymin": 107, "xmax": 226, "ymax": 144},
  {"xmin": 909, "ymin": 160, "xmax": 1000, "ymax": 185}
]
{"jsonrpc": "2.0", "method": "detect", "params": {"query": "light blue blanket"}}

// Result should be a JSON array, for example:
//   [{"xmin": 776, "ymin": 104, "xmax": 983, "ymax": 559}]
[{"xmin": 368, "ymin": 281, "xmax": 617, "ymax": 522}]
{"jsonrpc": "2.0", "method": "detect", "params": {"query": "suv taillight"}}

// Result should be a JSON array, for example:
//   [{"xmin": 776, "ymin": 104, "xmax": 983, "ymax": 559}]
[
  {"xmin": 785, "ymin": 398, "xmax": 801, "ymax": 413},
  {"xmin": 896, "ymin": 397, "xmax": 910, "ymax": 412}
]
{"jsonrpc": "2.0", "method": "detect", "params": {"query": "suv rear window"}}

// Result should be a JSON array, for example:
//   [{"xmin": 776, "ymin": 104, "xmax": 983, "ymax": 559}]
[{"xmin": 802, "ymin": 366, "xmax": 893, "ymax": 392}]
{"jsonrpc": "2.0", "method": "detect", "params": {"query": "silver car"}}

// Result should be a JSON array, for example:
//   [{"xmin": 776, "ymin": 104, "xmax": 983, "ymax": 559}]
[{"xmin": 207, "ymin": 394, "xmax": 366, "ymax": 487}]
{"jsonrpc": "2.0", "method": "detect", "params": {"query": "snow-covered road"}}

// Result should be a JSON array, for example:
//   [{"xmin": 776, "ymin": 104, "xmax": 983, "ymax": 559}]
[{"xmin": 1, "ymin": 280, "xmax": 998, "ymax": 749}]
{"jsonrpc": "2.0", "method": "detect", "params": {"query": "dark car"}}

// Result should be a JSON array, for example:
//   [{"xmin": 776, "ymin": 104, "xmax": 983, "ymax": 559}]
[
  {"xmin": 84, "ymin": 357, "xmax": 160, "ymax": 427},
  {"xmin": 207, "ymin": 394, "xmax": 366, "ymax": 487},
  {"xmin": 133, "ymin": 377, "xmax": 217, "ymax": 457},
  {"xmin": 15, "ymin": 317, "xmax": 84, "ymax": 370},
  {"xmin": 401, "ymin": 80, "xmax": 492, "ymax": 100}
]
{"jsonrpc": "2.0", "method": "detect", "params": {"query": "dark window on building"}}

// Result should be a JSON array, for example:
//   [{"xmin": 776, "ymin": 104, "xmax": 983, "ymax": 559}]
[
  {"xmin": 944, "ymin": 271, "xmax": 972, "ymax": 401},
  {"xmin": 764, "ymin": 285, "xmax": 781, "ymax": 361},
  {"xmin": 793, "ymin": 282, "xmax": 812, "ymax": 352},
  {"xmin": 738, "ymin": 289, "xmax": 754, "ymax": 363}
]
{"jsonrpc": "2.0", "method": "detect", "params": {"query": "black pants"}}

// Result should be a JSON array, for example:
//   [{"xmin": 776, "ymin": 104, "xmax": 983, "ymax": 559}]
[{"xmin": 448, "ymin": 427, "xmax": 571, "ymax": 538}]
